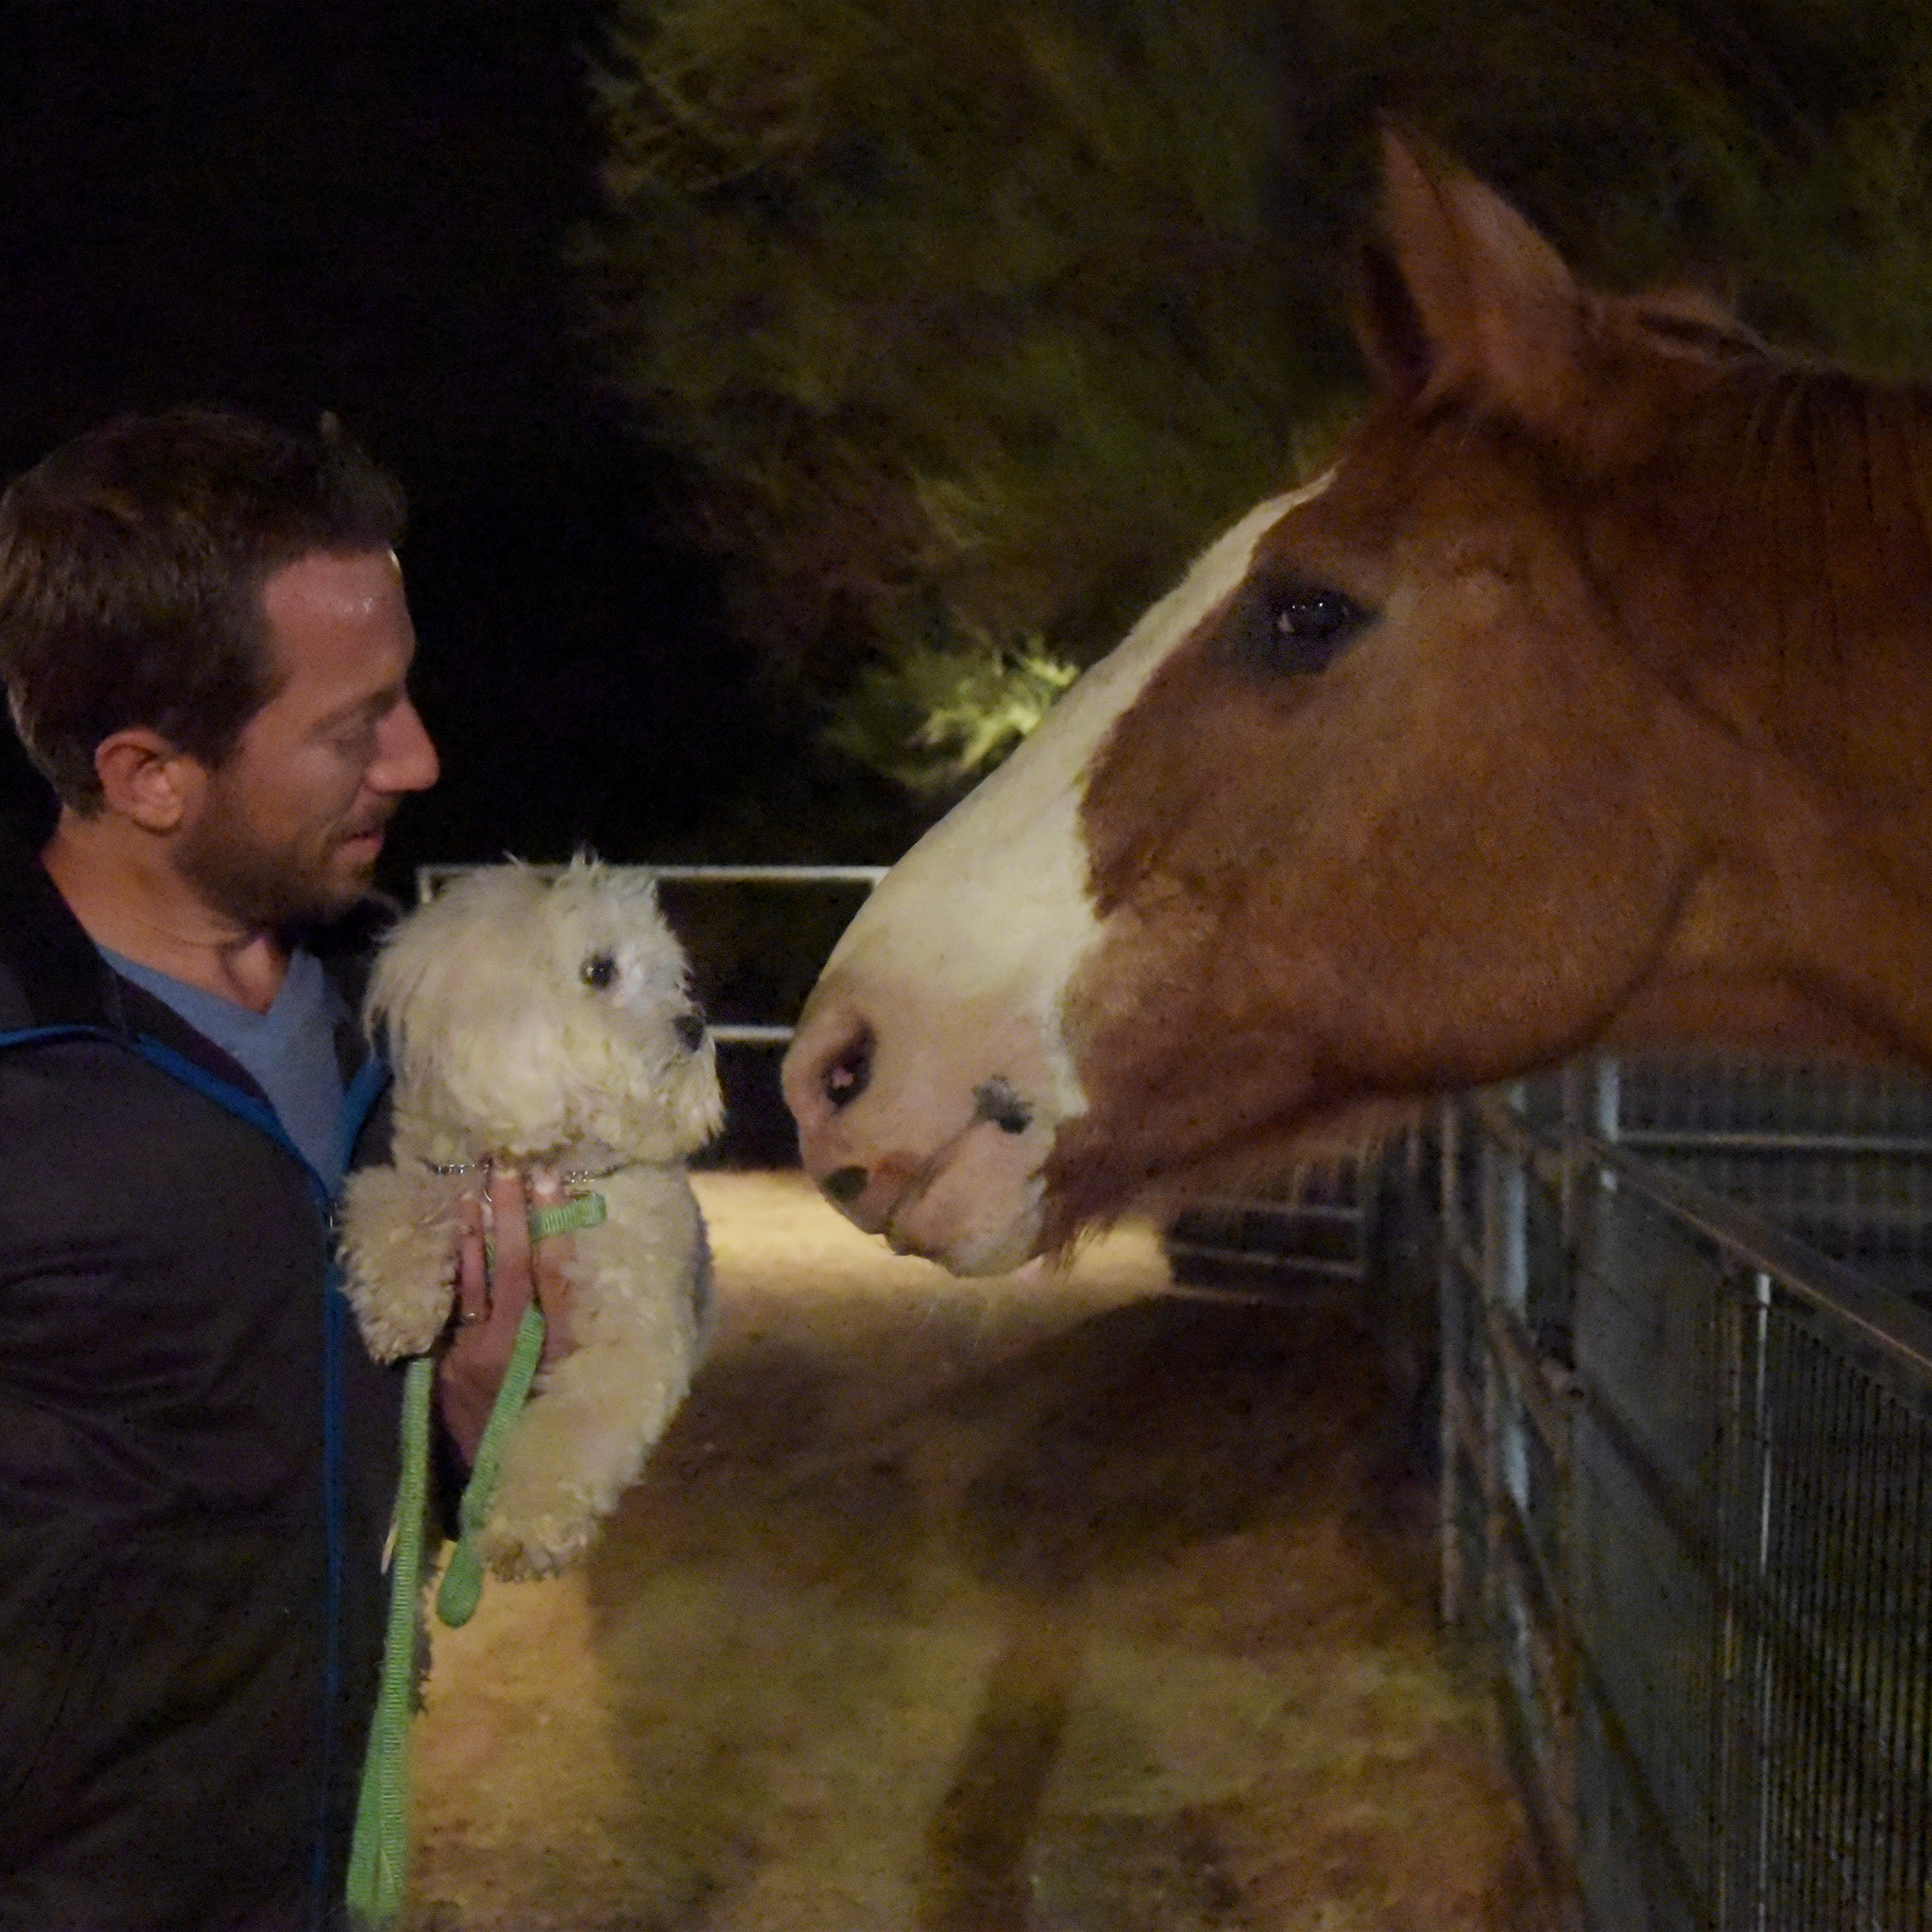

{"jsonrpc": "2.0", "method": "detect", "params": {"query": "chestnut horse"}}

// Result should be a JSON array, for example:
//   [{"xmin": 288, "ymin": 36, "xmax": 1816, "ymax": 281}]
[{"xmin": 782, "ymin": 131, "xmax": 1932, "ymax": 1275}]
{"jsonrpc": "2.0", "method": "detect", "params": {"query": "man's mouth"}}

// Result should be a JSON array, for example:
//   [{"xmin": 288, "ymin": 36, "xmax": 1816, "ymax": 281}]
[
  {"xmin": 334, "ymin": 826, "xmax": 388, "ymax": 867},
  {"xmin": 337, "ymin": 811, "xmax": 394, "ymax": 853}
]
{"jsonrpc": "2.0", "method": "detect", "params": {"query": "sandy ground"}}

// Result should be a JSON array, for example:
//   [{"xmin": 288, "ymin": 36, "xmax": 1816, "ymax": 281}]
[{"xmin": 403, "ymin": 1171, "xmax": 1554, "ymax": 1932}]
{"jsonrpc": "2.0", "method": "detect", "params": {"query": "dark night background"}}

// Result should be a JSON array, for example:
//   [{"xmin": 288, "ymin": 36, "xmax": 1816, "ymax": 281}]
[{"xmin": 0, "ymin": 0, "xmax": 826, "ymax": 883}]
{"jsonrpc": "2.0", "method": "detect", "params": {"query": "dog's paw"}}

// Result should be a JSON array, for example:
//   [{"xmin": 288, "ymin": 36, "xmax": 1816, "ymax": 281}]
[
  {"xmin": 356, "ymin": 1297, "xmax": 451, "ymax": 1363},
  {"xmin": 338, "ymin": 1167, "xmax": 463, "ymax": 1358},
  {"xmin": 481, "ymin": 1511, "xmax": 596, "ymax": 1582},
  {"xmin": 341, "ymin": 1247, "xmax": 454, "ymax": 1359}
]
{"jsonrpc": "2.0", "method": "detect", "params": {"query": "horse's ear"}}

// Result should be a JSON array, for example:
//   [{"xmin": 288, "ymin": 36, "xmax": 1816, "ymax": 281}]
[{"xmin": 1355, "ymin": 124, "xmax": 1583, "ymax": 420}]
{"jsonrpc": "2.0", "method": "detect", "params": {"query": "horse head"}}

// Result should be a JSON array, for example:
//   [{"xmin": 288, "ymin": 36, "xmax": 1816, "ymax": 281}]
[{"xmin": 784, "ymin": 130, "xmax": 1932, "ymax": 1272}]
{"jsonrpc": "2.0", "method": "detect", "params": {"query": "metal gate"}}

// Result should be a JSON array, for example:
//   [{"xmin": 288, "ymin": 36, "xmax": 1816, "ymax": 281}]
[{"xmin": 1442, "ymin": 1066, "xmax": 1932, "ymax": 1928}]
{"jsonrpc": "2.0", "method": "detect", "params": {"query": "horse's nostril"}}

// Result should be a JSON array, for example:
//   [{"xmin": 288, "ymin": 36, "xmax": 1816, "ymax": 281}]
[
  {"xmin": 674, "ymin": 1009, "xmax": 707, "ymax": 1052},
  {"xmin": 822, "ymin": 1165, "xmax": 868, "ymax": 1205},
  {"xmin": 973, "ymin": 1075, "xmax": 1032, "ymax": 1134},
  {"xmin": 822, "ymin": 1026, "xmax": 873, "ymax": 1110}
]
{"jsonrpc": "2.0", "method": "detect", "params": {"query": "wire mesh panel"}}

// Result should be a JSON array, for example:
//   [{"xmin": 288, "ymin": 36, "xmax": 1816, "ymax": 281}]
[
  {"xmin": 1714, "ymin": 1282, "xmax": 1932, "ymax": 1929},
  {"xmin": 1442, "ymin": 1083, "xmax": 1932, "ymax": 1931}
]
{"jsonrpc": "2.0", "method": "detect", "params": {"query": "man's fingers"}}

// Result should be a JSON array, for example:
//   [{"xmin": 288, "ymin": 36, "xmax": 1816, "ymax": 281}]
[
  {"xmin": 450, "ymin": 1167, "xmax": 575, "ymax": 1363},
  {"xmin": 484, "ymin": 1168, "xmax": 534, "ymax": 1329},
  {"xmin": 436, "ymin": 1167, "xmax": 584, "ymax": 1457},
  {"xmin": 528, "ymin": 1169, "xmax": 576, "ymax": 1363},
  {"xmin": 455, "ymin": 1193, "xmax": 489, "ymax": 1328}
]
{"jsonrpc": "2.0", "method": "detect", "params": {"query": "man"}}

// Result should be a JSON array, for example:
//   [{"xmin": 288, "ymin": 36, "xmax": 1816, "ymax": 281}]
[{"xmin": 0, "ymin": 408, "xmax": 564, "ymax": 1930}]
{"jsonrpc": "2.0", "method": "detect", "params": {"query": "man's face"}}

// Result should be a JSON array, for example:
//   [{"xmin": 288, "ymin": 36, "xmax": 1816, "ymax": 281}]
[{"xmin": 176, "ymin": 548, "xmax": 439, "ymax": 928}]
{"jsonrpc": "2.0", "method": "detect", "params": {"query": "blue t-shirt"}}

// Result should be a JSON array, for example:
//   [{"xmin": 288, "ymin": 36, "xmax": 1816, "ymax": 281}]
[{"xmin": 102, "ymin": 946, "xmax": 352, "ymax": 1193}]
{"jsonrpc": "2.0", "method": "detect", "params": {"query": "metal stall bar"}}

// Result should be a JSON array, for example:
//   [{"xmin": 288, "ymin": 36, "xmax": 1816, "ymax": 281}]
[{"xmin": 1441, "ymin": 1089, "xmax": 1583, "ymax": 1903}]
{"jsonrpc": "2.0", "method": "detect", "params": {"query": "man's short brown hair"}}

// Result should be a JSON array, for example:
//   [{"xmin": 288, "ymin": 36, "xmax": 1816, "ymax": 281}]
[{"xmin": 0, "ymin": 407, "xmax": 408, "ymax": 811}]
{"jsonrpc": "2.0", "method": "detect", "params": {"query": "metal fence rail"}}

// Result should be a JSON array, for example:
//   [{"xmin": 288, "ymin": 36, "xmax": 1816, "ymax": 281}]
[
  {"xmin": 1163, "ymin": 1166, "xmax": 1375, "ymax": 1290},
  {"xmin": 1604, "ymin": 1056, "xmax": 1932, "ymax": 1307},
  {"xmin": 1443, "ymin": 1075, "xmax": 1932, "ymax": 1930}
]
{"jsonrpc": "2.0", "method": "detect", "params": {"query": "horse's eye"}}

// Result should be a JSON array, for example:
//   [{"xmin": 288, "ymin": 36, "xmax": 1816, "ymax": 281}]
[
  {"xmin": 581, "ymin": 953, "xmax": 618, "ymax": 991},
  {"xmin": 1249, "ymin": 580, "xmax": 1369, "ymax": 675}
]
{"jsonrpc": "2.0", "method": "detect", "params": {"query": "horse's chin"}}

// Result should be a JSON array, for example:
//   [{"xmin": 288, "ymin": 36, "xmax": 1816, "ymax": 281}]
[
  {"xmin": 873, "ymin": 1092, "xmax": 1425, "ymax": 1277},
  {"xmin": 885, "ymin": 1171, "xmax": 1046, "ymax": 1276}
]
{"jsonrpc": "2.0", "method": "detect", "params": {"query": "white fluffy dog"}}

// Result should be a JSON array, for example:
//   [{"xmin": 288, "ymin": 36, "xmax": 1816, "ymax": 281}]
[{"xmin": 338, "ymin": 857, "xmax": 723, "ymax": 1579}]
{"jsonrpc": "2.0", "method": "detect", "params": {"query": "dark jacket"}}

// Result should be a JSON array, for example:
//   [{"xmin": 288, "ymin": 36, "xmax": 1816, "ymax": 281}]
[{"xmin": 0, "ymin": 822, "xmax": 404, "ymax": 1932}]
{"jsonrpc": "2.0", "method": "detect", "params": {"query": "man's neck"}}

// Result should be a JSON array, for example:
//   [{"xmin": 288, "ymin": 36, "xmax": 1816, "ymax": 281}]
[{"xmin": 42, "ymin": 810, "xmax": 289, "ymax": 1014}]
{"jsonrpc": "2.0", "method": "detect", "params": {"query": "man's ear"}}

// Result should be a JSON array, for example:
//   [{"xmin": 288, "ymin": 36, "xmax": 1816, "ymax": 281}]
[{"xmin": 93, "ymin": 729, "xmax": 203, "ymax": 834}]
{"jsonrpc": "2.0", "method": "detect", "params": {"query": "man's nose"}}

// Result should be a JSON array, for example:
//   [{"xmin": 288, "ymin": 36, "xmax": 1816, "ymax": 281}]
[{"xmin": 372, "ymin": 697, "xmax": 439, "ymax": 795}]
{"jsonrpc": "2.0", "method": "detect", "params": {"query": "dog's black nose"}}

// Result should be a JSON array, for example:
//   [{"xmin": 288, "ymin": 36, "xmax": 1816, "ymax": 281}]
[{"xmin": 674, "ymin": 1009, "xmax": 707, "ymax": 1053}]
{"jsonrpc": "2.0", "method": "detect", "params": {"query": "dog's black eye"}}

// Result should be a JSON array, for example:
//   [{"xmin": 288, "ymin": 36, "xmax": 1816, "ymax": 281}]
[
  {"xmin": 581, "ymin": 953, "xmax": 618, "ymax": 991},
  {"xmin": 1234, "ymin": 576, "xmax": 1371, "ymax": 676}
]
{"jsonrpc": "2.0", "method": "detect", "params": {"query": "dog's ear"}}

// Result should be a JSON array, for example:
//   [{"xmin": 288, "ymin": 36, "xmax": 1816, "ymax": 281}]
[
  {"xmin": 363, "ymin": 923, "xmax": 432, "ymax": 1052},
  {"xmin": 430, "ymin": 992, "xmax": 582, "ymax": 1153}
]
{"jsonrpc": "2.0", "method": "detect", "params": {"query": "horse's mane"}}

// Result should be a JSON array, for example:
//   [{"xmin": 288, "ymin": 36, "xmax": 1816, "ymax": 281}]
[{"xmin": 1594, "ymin": 300, "xmax": 1932, "ymax": 805}]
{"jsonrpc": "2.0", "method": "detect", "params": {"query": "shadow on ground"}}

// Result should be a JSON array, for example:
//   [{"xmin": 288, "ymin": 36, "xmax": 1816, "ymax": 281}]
[{"xmin": 405, "ymin": 1173, "xmax": 1554, "ymax": 1932}]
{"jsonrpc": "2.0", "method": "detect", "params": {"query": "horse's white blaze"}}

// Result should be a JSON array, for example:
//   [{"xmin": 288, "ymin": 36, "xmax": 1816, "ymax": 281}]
[
  {"xmin": 820, "ymin": 480, "xmax": 1323, "ymax": 1099},
  {"xmin": 788, "ymin": 477, "xmax": 1329, "ymax": 1271}
]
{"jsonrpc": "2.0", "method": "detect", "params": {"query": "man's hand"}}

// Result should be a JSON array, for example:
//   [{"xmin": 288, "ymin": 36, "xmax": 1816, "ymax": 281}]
[{"xmin": 438, "ymin": 1167, "xmax": 578, "ymax": 1466}]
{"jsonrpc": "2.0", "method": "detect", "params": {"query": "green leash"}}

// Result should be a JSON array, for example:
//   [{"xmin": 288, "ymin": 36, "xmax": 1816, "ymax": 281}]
[
  {"xmin": 431, "ymin": 1301, "xmax": 546, "ymax": 1627},
  {"xmin": 346, "ymin": 1351, "xmax": 434, "ymax": 1929},
  {"xmin": 346, "ymin": 1189, "xmax": 605, "ymax": 1930}
]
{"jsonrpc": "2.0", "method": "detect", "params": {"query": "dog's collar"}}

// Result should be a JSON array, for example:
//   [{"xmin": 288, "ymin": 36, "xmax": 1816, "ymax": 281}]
[
  {"xmin": 420, "ymin": 1151, "xmax": 637, "ymax": 1186},
  {"xmin": 426, "ymin": 1165, "xmax": 615, "ymax": 1247}
]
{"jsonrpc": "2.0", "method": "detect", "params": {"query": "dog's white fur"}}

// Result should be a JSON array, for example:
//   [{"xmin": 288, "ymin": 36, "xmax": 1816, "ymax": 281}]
[{"xmin": 338, "ymin": 857, "xmax": 724, "ymax": 1579}]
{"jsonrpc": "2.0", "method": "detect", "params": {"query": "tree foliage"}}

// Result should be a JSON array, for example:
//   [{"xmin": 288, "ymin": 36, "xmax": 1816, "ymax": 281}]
[
  {"xmin": 577, "ymin": 0, "xmax": 1932, "ymax": 798},
  {"xmin": 578, "ymin": 0, "xmax": 1323, "ymax": 705},
  {"xmin": 823, "ymin": 636, "xmax": 1075, "ymax": 795},
  {"xmin": 1288, "ymin": 0, "xmax": 1932, "ymax": 375}
]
